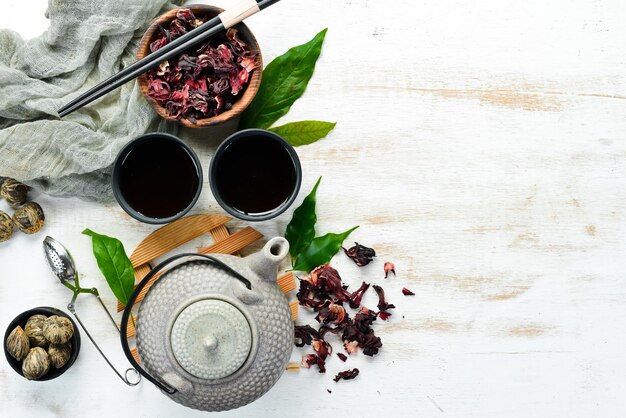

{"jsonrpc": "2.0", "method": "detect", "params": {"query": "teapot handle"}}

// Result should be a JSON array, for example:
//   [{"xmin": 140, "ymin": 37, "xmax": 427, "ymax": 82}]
[{"xmin": 120, "ymin": 252, "xmax": 253, "ymax": 394}]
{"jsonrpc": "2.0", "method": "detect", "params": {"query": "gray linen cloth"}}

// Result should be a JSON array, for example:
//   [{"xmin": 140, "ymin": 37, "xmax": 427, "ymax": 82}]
[{"xmin": 0, "ymin": 0, "xmax": 183, "ymax": 201}]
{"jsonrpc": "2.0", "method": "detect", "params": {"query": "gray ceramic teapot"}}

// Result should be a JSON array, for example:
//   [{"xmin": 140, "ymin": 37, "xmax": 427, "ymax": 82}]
[{"xmin": 120, "ymin": 237, "xmax": 294, "ymax": 411}]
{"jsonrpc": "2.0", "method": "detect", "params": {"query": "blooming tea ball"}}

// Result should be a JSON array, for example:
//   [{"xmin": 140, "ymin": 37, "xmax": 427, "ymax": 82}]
[
  {"xmin": 0, "ymin": 177, "xmax": 30, "ymax": 207},
  {"xmin": 22, "ymin": 347, "xmax": 50, "ymax": 380},
  {"xmin": 43, "ymin": 315, "xmax": 74, "ymax": 344},
  {"xmin": 24, "ymin": 314, "xmax": 48, "ymax": 347},
  {"xmin": 13, "ymin": 202, "xmax": 45, "ymax": 234},
  {"xmin": 0, "ymin": 210, "xmax": 13, "ymax": 242},
  {"xmin": 6, "ymin": 325, "xmax": 30, "ymax": 361},
  {"xmin": 48, "ymin": 343, "xmax": 72, "ymax": 369}
]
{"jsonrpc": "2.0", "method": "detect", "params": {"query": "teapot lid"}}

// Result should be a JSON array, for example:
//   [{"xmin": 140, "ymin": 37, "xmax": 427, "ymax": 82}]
[{"xmin": 170, "ymin": 298, "xmax": 252, "ymax": 380}]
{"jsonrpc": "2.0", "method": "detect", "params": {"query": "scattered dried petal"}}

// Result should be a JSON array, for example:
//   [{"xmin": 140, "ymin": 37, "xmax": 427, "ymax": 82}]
[
  {"xmin": 310, "ymin": 264, "xmax": 352, "ymax": 303},
  {"xmin": 312, "ymin": 338, "xmax": 332, "ymax": 360},
  {"xmin": 384, "ymin": 262, "xmax": 396, "ymax": 278},
  {"xmin": 315, "ymin": 301, "xmax": 346, "ymax": 325},
  {"xmin": 302, "ymin": 353, "xmax": 326, "ymax": 373},
  {"xmin": 333, "ymin": 368, "xmax": 360, "ymax": 382},
  {"xmin": 354, "ymin": 307, "xmax": 377, "ymax": 333},
  {"xmin": 296, "ymin": 262, "xmax": 394, "ymax": 380},
  {"xmin": 373, "ymin": 285, "xmax": 395, "ymax": 320},
  {"xmin": 349, "ymin": 281, "xmax": 370, "ymax": 309},
  {"xmin": 343, "ymin": 242, "xmax": 376, "ymax": 266},
  {"xmin": 344, "ymin": 340, "xmax": 359, "ymax": 354},
  {"xmin": 361, "ymin": 332, "xmax": 382, "ymax": 356},
  {"xmin": 402, "ymin": 287, "xmax": 415, "ymax": 296},
  {"xmin": 294, "ymin": 325, "xmax": 319, "ymax": 347}
]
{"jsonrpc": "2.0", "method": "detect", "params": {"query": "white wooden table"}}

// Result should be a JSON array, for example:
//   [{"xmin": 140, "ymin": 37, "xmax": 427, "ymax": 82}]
[{"xmin": 2, "ymin": 0, "xmax": 626, "ymax": 416}]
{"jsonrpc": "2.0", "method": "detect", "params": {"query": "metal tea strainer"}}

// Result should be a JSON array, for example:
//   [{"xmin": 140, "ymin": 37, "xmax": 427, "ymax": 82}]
[{"xmin": 43, "ymin": 236, "xmax": 140, "ymax": 386}]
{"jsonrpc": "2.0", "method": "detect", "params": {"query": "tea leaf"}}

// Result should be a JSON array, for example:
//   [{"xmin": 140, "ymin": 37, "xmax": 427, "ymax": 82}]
[
  {"xmin": 240, "ymin": 28, "xmax": 328, "ymax": 129},
  {"xmin": 270, "ymin": 121, "xmax": 336, "ymax": 147},
  {"xmin": 293, "ymin": 226, "xmax": 359, "ymax": 272},
  {"xmin": 82, "ymin": 229, "xmax": 135, "ymax": 305},
  {"xmin": 285, "ymin": 177, "xmax": 321, "ymax": 258}
]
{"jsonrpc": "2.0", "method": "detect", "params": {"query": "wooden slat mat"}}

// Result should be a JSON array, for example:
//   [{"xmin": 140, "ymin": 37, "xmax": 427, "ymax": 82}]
[{"xmin": 117, "ymin": 214, "xmax": 298, "ymax": 364}]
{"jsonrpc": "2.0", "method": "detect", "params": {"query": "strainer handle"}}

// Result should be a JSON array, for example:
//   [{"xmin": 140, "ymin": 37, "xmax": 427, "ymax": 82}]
[{"xmin": 120, "ymin": 252, "xmax": 253, "ymax": 394}]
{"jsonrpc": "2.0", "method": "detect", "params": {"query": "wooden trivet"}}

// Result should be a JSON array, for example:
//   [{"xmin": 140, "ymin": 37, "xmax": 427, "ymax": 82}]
[{"xmin": 116, "ymin": 214, "xmax": 299, "ymax": 364}]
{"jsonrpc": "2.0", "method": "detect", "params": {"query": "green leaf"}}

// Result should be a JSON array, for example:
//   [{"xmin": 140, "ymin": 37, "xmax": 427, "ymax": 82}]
[
  {"xmin": 269, "ymin": 121, "xmax": 336, "ymax": 147},
  {"xmin": 293, "ymin": 226, "xmax": 359, "ymax": 272},
  {"xmin": 240, "ymin": 28, "xmax": 328, "ymax": 129},
  {"xmin": 285, "ymin": 177, "xmax": 321, "ymax": 258},
  {"xmin": 82, "ymin": 229, "xmax": 135, "ymax": 305}
]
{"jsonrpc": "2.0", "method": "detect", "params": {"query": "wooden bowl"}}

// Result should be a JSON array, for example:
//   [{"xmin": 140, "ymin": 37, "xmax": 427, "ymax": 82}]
[{"xmin": 136, "ymin": 5, "xmax": 262, "ymax": 128}]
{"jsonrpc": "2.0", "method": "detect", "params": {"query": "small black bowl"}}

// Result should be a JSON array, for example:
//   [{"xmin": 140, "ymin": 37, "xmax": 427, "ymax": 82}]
[
  {"xmin": 4, "ymin": 306, "xmax": 81, "ymax": 381},
  {"xmin": 112, "ymin": 133, "xmax": 203, "ymax": 225},
  {"xmin": 209, "ymin": 129, "xmax": 302, "ymax": 221}
]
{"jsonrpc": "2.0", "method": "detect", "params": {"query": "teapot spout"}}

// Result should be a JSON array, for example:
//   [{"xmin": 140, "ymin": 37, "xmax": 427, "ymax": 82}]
[{"xmin": 246, "ymin": 237, "xmax": 290, "ymax": 282}]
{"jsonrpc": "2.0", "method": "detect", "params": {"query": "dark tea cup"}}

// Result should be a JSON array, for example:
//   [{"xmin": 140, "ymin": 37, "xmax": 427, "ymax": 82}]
[
  {"xmin": 209, "ymin": 129, "xmax": 302, "ymax": 221},
  {"xmin": 112, "ymin": 133, "xmax": 203, "ymax": 224}
]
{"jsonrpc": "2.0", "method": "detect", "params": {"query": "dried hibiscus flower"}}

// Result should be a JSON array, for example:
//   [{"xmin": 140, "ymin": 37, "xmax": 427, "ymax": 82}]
[
  {"xmin": 361, "ymin": 332, "xmax": 383, "ymax": 356},
  {"xmin": 402, "ymin": 287, "xmax": 415, "ymax": 296},
  {"xmin": 343, "ymin": 242, "xmax": 376, "ymax": 266},
  {"xmin": 315, "ymin": 301, "xmax": 346, "ymax": 325},
  {"xmin": 146, "ymin": 8, "xmax": 259, "ymax": 123},
  {"xmin": 384, "ymin": 262, "xmax": 396, "ymax": 278},
  {"xmin": 297, "ymin": 264, "xmax": 352, "ymax": 310},
  {"xmin": 303, "ymin": 338, "xmax": 332, "ymax": 373},
  {"xmin": 348, "ymin": 281, "xmax": 370, "ymax": 309},
  {"xmin": 312, "ymin": 338, "xmax": 332, "ymax": 360},
  {"xmin": 343, "ymin": 339, "xmax": 359, "ymax": 354},
  {"xmin": 354, "ymin": 307, "xmax": 377, "ymax": 333},
  {"xmin": 310, "ymin": 264, "xmax": 352, "ymax": 302},
  {"xmin": 294, "ymin": 325, "xmax": 319, "ymax": 347},
  {"xmin": 296, "ymin": 279, "xmax": 327, "ymax": 311},
  {"xmin": 373, "ymin": 285, "xmax": 395, "ymax": 320},
  {"xmin": 302, "ymin": 354, "xmax": 325, "ymax": 373},
  {"xmin": 334, "ymin": 368, "xmax": 360, "ymax": 382},
  {"xmin": 337, "ymin": 353, "xmax": 347, "ymax": 362}
]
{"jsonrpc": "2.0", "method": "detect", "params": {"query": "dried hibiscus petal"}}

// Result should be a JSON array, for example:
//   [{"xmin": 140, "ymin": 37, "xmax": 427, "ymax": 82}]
[
  {"xmin": 333, "ymin": 368, "xmax": 360, "ymax": 382},
  {"xmin": 312, "ymin": 338, "xmax": 332, "ymax": 360},
  {"xmin": 296, "ymin": 278, "xmax": 327, "ymax": 310},
  {"xmin": 384, "ymin": 262, "xmax": 396, "ymax": 278},
  {"xmin": 294, "ymin": 325, "xmax": 319, "ymax": 347},
  {"xmin": 343, "ymin": 242, "xmax": 376, "ymax": 266},
  {"xmin": 310, "ymin": 264, "xmax": 352, "ymax": 303},
  {"xmin": 169, "ymin": 19, "xmax": 187, "ymax": 37},
  {"xmin": 337, "ymin": 353, "xmax": 347, "ymax": 362},
  {"xmin": 301, "ymin": 354, "xmax": 325, "ymax": 373},
  {"xmin": 354, "ymin": 307, "xmax": 377, "ymax": 333},
  {"xmin": 344, "ymin": 340, "xmax": 359, "ymax": 354},
  {"xmin": 373, "ymin": 285, "xmax": 395, "ymax": 320},
  {"xmin": 150, "ymin": 36, "xmax": 167, "ymax": 53},
  {"xmin": 361, "ymin": 332, "xmax": 382, "ymax": 356},
  {"xmin": 301, "ymin": 338, "xmax": 332, "ymax": 373},
  {"xmin": 176, "ymin": 8, "xmax": 196, "ymax": 23},
  {"xmin": 349, "ymin": 281, "xmax": 370, "ymax": 309},
  {"xmin": 315, "ymin": 301, "xmax": 346, "ymax": 325},
  {"xmin": 148, "ymin": 78, "xmax": 170, "ymax": 101},
  {"xmin": 402, "ymin": 287, "xmax": 415, "ymax": 296}
]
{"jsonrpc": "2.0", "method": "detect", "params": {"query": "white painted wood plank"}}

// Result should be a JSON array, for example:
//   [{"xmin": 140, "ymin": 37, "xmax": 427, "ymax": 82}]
[{"xmin": 2, "ymin": 0, "xmax": 626, "ymax": 417}]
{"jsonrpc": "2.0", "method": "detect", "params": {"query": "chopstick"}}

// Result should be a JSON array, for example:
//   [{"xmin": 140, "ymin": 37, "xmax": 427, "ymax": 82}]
[{"xmin": 58, "ymin": 0, "xmax": 281, "ymax": 118}]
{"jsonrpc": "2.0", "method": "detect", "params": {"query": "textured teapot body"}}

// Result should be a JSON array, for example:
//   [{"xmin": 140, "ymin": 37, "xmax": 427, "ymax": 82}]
[{"xmin": 135, "ymin": 238, "xmax": 294, "ymax": 411}]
